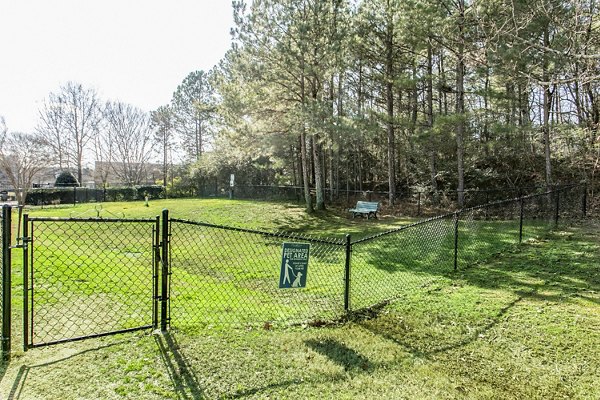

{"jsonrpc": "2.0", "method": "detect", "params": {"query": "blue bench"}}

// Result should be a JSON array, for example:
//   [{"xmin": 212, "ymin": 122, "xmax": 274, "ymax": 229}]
[{"xmin": 349, "ymin": 201, "xmax": 380, "ymax": 219}]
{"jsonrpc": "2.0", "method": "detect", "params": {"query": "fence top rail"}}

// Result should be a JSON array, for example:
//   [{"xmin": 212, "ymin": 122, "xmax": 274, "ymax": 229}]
[
  {"xmin": 352, "ymin": 184, "xmax": 582, "ymax": 245},
  {"xmin": 169, "ymin": 217, "xmax": 346, "ymax": 246},
  {"xmin": 352, "ymin": 211, "xmax": 457, "ymax": 245},
  {"xmin": 460, "ymin": 184, "xmax": 580, "ymax": 214},
  {"xmin": 27, "ymin": 216, "xmax": 158, "ymax": 223},
  {"xmin": 233, "ymin": 183, "xmax": 579, "ymax": 195}
]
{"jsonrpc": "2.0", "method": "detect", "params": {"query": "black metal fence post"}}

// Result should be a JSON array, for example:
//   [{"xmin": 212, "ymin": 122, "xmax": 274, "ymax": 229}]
[
  {"xmin": 2, "ymin": 205, "xmax": 12, "ymax": 359},
  {"xmin": 417, "ymin": 192, "xmax": 421, "ymax": 216},
  {"xmin": 160, "ymin": 209, "xmax": 169, "ymax": 331},
  {"xmin": 344, "ymin": 234, "xmax": 351, "ymax": 312},
  {"xmin": 153, "ymin": 216, "xmax": 160, "ymax": 330},
  {"xmin": 582, "ymin": 185, "xmax": 587, "ymax": 218},
  {"xmin": 519, "ymin": 197, "xmax": 524, "ymax": 243},
  {"xmin": 555, "ymin": 190, "xmax": 560, "ymax": 227},
  {"xmin": 73, "ymin": 187, "xmax": 76, "ymax": 206},
  {"xmin": 453, "ymin": 211, "xmax": 459, "ymax": 271},
  {"xmin": 22, "ymin": 214, "xmax": 29, "ymax": 351}
]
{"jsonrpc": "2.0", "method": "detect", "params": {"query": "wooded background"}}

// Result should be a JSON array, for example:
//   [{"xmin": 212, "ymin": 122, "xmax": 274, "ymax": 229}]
[
  {"xmin": 213, "ymin": 0, "xmax": 599, "ymax": 212},
  {"xmin": 2, "ymin": 0, "xmax": 598, "ymax": 211}
]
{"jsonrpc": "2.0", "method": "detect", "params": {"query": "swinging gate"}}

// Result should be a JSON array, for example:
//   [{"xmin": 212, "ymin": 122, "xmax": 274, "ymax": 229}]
[{"xmin": 22, "ymin": 216, "xmax": 163, "ymax": 349}]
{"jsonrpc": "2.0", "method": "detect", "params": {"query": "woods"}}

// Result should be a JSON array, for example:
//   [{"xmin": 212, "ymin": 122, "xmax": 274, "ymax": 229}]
[
  {"xmin": 1, "ymin": 0, "xmax": 598, "ymax": 210},
  {"xmin": 211, "ymin": 0, "xmax": 599, "ymax": 211}
]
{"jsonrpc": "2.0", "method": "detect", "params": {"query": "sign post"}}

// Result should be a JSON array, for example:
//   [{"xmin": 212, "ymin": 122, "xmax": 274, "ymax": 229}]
[
  {"xmin": 229, "ymin": 174, "xmax": 235, "ymax": 200},
  {"xmin": 279, "ymin": 242, "xmax": 310, "ymax": 288}
]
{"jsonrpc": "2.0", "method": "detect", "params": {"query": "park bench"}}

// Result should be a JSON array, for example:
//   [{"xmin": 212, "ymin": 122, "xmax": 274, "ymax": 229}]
[{"xmin": 349, "ymin": 201, "xmax": 380, "ymax": 219}]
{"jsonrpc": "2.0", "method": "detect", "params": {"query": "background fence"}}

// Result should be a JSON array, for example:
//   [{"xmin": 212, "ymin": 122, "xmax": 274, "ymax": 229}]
[
  {"xmin": 0, "ymin": 184, "xmax": 590, "ymax": 357},
  {"xmin": 22, "ymin": 182, "xmax": 588, "ymax": 218},
  {"xmin": 25, "ymin": 185, "xmax": 165, "ymax": 206}
]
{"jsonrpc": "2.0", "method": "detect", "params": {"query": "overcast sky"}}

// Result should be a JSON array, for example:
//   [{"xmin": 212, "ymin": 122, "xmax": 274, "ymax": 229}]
[{"xmin": 0, "ymin": 0, "xmax": 235, "ymax": 133}]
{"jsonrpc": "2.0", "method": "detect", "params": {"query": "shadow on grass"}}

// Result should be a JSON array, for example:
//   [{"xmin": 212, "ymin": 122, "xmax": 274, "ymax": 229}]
[
  {"xmin": 228, "ymin": 338, "xmax": 373, "ymax": 399},
  {"xmin": 305, "ymin": 338, "xmax": 371, "ymax": 371},
  {"xmin": 354, "ymin": 222, "xmax": 599, "ymax": 305},
  {"xmin": 353, "ymin": 222, "xmax": 599, "ymax": 360},
  {"xmin": 5, "ymin": 340, "xmax": 127, "ymax": 400},
  {"xmin": 155, "ymin": 332, "xmax": 204, "ymax": 400},
  {"xmin": 358, "ymin": 294, "xmax": 526, "ymax": 358}
]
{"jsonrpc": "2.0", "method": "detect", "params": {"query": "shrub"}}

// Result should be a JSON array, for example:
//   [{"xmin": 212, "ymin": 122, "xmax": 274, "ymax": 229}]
[{"xmin": 55, "ymin": 172, "xmax": 79, "ymax": 187}]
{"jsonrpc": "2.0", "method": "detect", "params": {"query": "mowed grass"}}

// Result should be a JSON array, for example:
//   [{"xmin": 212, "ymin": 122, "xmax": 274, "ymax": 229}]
[
  {"xmin": 0, "ymin": 219, "xmax": 597, "ymax": 399},
  {"xmin": 0, "ymin": 198, "xmax": 597, "ymax": 398},
  {"xmin": 23, "ymin": 198, "xmax": 413, "ymax": 239},
  {"xmin": 12, "ymin": 199, "xmax": 561, "ymax": 338}
]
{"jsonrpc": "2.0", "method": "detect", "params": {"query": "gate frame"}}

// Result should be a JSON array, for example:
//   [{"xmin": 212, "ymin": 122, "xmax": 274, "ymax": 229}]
[
  {"xmin": 22, "ymin": 215, "xmax": 161, "ymax": 350},
  {"xmin": 2, "ymin": 205, "xmax": 11, "ymax": 359}
]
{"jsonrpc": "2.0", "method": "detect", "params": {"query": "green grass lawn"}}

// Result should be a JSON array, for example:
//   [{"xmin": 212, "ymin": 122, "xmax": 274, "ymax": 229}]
[
  {"xmin": 23, "ymin": 198, "xmax": 413, "ymax": 240},
  {"xmin": 0, "ymin": 199, "xmax": 597, "ymax": 398}
]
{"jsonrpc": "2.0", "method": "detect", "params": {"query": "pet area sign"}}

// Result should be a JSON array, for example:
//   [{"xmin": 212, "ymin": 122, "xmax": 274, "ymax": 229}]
[{"xmin": 279, "ymin": 242, "xmax": 310, "ymax": 288}]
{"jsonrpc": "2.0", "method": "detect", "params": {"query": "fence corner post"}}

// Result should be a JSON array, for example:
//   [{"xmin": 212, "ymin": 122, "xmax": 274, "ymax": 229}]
[
  {"xmin": 554, "ymin": 190, "xmax": 560, "ymax": 227},
  {"xmin": 453, "ymin": 211, "xmax": 460, "ymax": 271},
  {"xmin": 2, "ymin": 205, "xmax": 12, "ymax": 359},
  {"xmin": 160, "ymin": 209, "xmax": 169, "ymax": 332},
  {"xmin": 519, "ymin": 197, "xmax": 524, "ymax": 243},
  {"xmin": 582, "ymin": 184, "xmax": 587, "ymax": 218},
  {"xmin": 344, "ymin": 234, "xmax": 351, "ymax": 312}
]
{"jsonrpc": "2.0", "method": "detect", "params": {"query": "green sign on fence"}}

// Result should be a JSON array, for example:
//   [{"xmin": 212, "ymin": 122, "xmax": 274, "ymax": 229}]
[{"xmin": 279, "ymin": 242, "xmax": 310, "ymax": 289}]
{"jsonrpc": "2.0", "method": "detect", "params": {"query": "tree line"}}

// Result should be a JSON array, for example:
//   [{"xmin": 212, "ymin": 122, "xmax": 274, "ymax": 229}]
[
  {"xmin": 218, "ymin": 0, "xmax": 598, "ymax": 211},
  {"xmin": 1, "ymin": 0, "xmax": 598, "ymax": 210}
]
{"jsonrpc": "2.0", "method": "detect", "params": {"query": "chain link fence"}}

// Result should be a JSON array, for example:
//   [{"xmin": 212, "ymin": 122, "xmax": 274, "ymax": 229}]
[
  {"xmin": 350, "ymin": 215, "xmax": 456, "ymax": 311},
  {"xmin": 168, "ymin": 218, "xmax": 346, "ymax": 329},
  {"xmin": 343, "ymin": 185, "xmax": 586, "ymax": 314},
  {"xmin": 0, "ymin": 185, "xmax": 589, "ymax": 353}
]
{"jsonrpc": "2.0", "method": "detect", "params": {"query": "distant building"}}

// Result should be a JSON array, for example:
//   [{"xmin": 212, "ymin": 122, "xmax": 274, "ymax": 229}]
[
  {"xmin": 94, "ymin": 161, "xmax": 162, "ymax": 187},
  {"xmin": 0, "ymin": 167, "xmax": 95, "ymax": 189}
]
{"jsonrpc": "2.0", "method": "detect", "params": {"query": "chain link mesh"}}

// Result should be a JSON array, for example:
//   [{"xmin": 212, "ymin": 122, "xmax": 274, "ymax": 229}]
[
  {"xmin": 19, "ymin": 185, "xmax": 587, "ymax": 343},
  {"xmin": 169, "ymin": 220, "xmax": 346, "ymax": 329},
  {"xmin": 458, "ymin": 200, "xmax": 520, "ymax": 267},
  {"xmin": 28, "ymin": 218, "xmax": 157, "ymax": 346},
  {"xmin": 350, "ymin": 215, "xmax": 455, "ymax": 310}
]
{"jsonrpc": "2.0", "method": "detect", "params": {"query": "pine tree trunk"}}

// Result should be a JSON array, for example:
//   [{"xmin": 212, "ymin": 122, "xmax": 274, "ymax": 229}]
[
  {"xmin": 456, "ymin": 0, "xmax": 466, "ymax": 208},
  {"xmin": 313, "ymin": 134, "xmax": 325, "ymax": 210},
  {"xmin": 301, "ymin": 131, "xmax": 312, "ymax": 211},
  {"xmin": 386, "ymin": 3, "xmax": 396, "ymax": 205},
  {"xmin": 427, "ymin": 41, "xmax": 439, "ymax": 204},
  {"xmin": 542, "ymin": 26, "xmax": 553, "ymax": 188}
]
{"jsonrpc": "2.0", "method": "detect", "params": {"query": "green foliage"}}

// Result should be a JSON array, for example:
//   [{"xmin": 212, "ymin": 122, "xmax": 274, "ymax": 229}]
[
  {"xmin": 135, "ymin": 185, "xmax": 165, "ymax": 200},
  {"xmin": 209, "ymin": 0, "xmax": 599, "ymax": 197},
  {"xmin": 25, "ymin": 185, "xmax": 166, "ymax": 205},
  {"xmin": 54, "ymin": 171, "xmax": 79, "ymax": 187}
]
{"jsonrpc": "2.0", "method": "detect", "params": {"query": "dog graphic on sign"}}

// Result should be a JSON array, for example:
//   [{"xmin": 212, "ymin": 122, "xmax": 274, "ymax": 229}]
[{"xmin": 291, "ymin": 271, "xmax": 303, "ymax": 288}]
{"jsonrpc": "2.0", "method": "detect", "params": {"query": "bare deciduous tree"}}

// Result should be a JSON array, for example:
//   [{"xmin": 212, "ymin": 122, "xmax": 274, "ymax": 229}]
[
  {"xmin": 102, "ymin": 101, "xmax": 154, "ymax": 186},
  {"xmin": 36, "ymin": 93, "xmax": 70, "ymax": 170},
  {"xmin": 37, "ymin": 82, "xmax": 101, "ymax": 184},
  {"xmin": 0, "ymin": 123, "xmax": 51, "ymax": 205}
]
